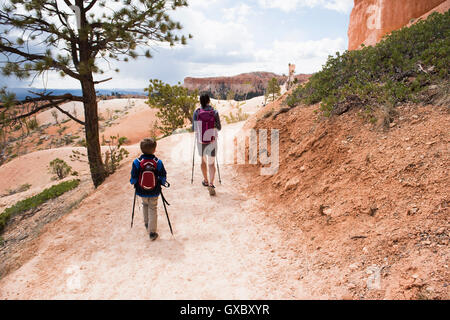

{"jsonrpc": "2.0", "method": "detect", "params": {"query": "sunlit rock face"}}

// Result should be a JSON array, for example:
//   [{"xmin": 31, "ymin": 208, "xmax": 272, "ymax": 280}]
[
  {"xmin": 183, "ymin": 72, "xmax": 310, "ymax": 100},
  {"xmin": 348, "ymin": 0, "xmax": 448, "ymax": 50}
]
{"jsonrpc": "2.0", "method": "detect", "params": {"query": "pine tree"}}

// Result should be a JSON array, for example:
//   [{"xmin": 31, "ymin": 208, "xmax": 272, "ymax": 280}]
[
  {"xmin": 267, "ymin": 77, "xmax": 280, "ymax": 102},
  {"xmin": 146, "ymin": 79, "xmax": 198, "ymax": 135},
  {"xmin": 0, "ymin": 0, "xmax": 191, "ymax": 187}
]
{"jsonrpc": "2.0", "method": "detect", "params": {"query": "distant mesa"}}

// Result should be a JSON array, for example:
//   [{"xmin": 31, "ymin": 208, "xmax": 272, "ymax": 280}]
[
  {"xmin": 183, "ymin": 71, "xmax": 311, "ymax": 100},
  {"xmin": 348, "ymin": 0, "xmax": 449, "ymax": 50}
]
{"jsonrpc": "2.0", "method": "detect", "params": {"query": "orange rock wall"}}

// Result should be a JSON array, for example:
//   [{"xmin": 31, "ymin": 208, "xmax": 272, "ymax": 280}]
[
  {"xmin": 183, "ymin": 72, "xmax": 310, "ymax": 98},
  {"xmin": 348, "ymin": 0, "xmax": 448, "ymax": 50}
]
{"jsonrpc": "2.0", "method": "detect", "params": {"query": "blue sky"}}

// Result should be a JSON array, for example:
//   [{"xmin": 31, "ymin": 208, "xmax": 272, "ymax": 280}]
[{"xmin": 0, "ymin": 0, "xmax": 354, "ymax": 89}]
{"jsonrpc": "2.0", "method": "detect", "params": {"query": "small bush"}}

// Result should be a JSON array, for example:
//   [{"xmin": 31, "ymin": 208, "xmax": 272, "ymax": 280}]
[
  {"xmin": 223, "ymin": 107, "xmax": 250, "ymax": 124},
  {"xmin": 76, "ymin": 138, "xmax": 86, "ymax": 147},
  {"xmin": 103, "ymin": 135, "xmax": 129, "ymax": 175},
  {"xmin": 51, "ymin": 110, "xmax": 59, "ymax": 124},
  {"xmin": 49, "ymin": 158, "xmax": 72, "ymax": 180},
  {"xmin": 6, "ymin": 183, "xmax": 31, "ymax": 196},
  {"xmin": 26, "ymin": 118, "xmax": 39, "ymax": 131},
  {"xmin": 57, "ymin": 126, "xmax": 67, "ymax": 135},
  {"xmin": 0, "ymin": 179, "xmax": 80, "ymax": 233},
  {"xmin": 149, "ymin": 120, "xmax": 159, "ymax": 139}
]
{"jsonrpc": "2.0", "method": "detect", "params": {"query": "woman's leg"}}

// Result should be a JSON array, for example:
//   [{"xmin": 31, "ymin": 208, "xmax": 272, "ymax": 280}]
[
  {"xmin": 208, "ymin": 155, "xmax": 216, "ymax": 185},
  {"xmin": 201, "ymin": 155, "xmax": 208, "ymax": 183}
]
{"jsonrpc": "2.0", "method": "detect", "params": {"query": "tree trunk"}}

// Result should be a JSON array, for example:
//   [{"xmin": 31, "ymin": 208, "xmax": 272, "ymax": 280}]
[{"xmin": 81, "ymin": 78, "xmax": 107, "ymax": 187}]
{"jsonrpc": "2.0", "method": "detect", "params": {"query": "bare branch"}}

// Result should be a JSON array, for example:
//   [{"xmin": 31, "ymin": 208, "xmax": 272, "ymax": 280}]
[
  {"xmin": 0, "ymin": 92, "xmax": 85, "ymax": 126},
  {"xmin": 85, "ymin": 0, "xmax": 99, "ymax": 12},
  {"xmin": 54, "ymin": 106, "xmax": 85, "ymax": 125},
  {"xmin": 0, "ymin": 93, "xmax": 84, "ymax": 108},
  {"xmin": 93, "ymin": 77, "xmax": 112, "ymax": 84}
]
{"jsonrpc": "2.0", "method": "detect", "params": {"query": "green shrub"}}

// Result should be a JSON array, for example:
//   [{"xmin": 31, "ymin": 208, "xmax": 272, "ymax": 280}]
[
  {"xmin": 76, "ymin": 138, "xmax": 86, "ymax": 147},
  {"xmin": 0, "ymin": 179, "xmax": 80, "ymax": 233},
  {"xmin": 146, "ymin": 79, "xmax": 198, "ymax": 136},
  {"xmin": 57, "ymin": 126, "xmax": 67, "ymax": 135},
  {"xmin": 26, "ymin": 118, "xmax": 39, "ymax": 131},
  {"xmin": 103, "ymin": 135, "xmax": 129, "ymax": 175},
  {"xmin": 49, "ymin": 158, "xmax": 72, "ymax": 180},
  {"xmin": 287, "ymin": 11, "xmax": 450, "ymax": 118},
  {"xmin": 223, "ymin": 107, "xmax": 250, "ymax": 124}
]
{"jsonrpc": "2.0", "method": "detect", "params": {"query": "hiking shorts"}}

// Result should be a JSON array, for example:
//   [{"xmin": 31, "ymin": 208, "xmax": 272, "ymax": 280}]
[{"xmin": 197, "ymin": 141, "xmax": 217, "ymax": 157}]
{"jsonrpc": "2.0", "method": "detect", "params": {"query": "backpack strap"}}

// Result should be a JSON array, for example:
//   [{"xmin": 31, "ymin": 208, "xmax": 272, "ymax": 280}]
[{"xmin": 194, "ymin": 108, "xmax": 200, "ymax": 120}]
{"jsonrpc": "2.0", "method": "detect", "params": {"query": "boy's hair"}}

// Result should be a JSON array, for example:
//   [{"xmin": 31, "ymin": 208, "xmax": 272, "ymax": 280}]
[
  {"xmin": 140, "ymin": 138, "xmax": 157, "ymax": 154},
  {"xmin": 200, "ymin": 93, "xmax": 210, "ymax": 108}
]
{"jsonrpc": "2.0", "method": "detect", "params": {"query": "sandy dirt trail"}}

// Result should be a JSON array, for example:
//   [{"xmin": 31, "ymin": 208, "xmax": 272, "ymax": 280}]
[{"xmin": 0, "ymin": 123, "xmax": 308, "ymax": 299}]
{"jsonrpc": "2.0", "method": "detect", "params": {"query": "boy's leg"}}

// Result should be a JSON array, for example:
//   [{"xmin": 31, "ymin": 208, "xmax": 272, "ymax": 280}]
[
  {"xmin": 142, "ymin": 197, "xmax": 149, "ymax": 229},
  {"xmin": 148, "ymin": 197, "xmax": 158, "ymax": 234}
]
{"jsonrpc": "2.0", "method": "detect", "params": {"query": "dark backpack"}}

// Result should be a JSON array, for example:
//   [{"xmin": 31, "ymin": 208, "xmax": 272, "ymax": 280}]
[
  {"xmin": 196, "ymin": 108, "xmax": 216, "ymax": 144},
  {"xmin": 138, "ymin": 158, "xmax": 158, "ymax": 191}
]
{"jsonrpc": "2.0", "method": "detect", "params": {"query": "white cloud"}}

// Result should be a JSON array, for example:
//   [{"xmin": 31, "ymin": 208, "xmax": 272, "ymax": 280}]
[
  {"xmin": 257, "ymin": 0, "xmax": 353, "ymax": 13},
  {"xmin": 324, "ymin": 0, "xmax": 354, "ymax": 13},
  {"xmin": 253, "ymin": 38, "xmax": 346, "ymax": 74},
  {"xmin": 0, "ymin": 0, "xmax": 351, "ymax": 89},
  {"xmin": 178, "ymin": 37, "xmax": 346, "ymax": 78},
  {"xmin": 173, "ymin": 8, "xmax": 256, "ymax": 63},
  {"xmin": 223, "ymin": 3, "xmax": 252, "ymax": 23}
]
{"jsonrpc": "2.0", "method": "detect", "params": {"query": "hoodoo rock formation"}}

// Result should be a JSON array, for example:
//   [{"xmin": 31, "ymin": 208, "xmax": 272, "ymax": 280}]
[
  {"xmin": 183, "ymin": 72, "xmax": 310, "ymax": 100},
  {"xmin": 348, "ymin": 0, "xmax": 449, "ymax": 50}
]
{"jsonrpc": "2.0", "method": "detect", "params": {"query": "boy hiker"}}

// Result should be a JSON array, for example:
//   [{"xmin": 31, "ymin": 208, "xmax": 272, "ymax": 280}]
[
  {"xmin": 130, "ymin": 138, "xmax": 167, "ymax": 241},
  {"xmin": 192, "ymin": 93, "xmax": 222, "ymax": 196}
]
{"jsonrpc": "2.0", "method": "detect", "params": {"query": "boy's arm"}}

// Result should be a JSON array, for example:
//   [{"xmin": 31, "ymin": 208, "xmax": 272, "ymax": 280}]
[
  {"xmin": 130, "ymin": 159, "xmax": 139, "ymax": 186},
  {"xmin": 157, "ymin": 160, "xmax": 167, "ymax": 185}
]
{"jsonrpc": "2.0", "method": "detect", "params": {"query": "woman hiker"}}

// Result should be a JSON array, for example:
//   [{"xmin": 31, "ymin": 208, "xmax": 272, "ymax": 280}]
[{"xmin": 192, "ymin": 93, "xmax": 221, "ymax": 195}]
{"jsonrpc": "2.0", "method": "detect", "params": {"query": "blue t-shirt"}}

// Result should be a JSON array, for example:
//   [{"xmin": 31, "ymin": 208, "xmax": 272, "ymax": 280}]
[{"xmin": 130, "ymin": 154, "xmax": 167, "ymax": 197}]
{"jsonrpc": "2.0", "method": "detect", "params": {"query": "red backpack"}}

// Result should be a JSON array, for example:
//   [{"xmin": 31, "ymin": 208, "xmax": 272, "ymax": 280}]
[
  {"xmin": 197, "ymin": 108, "xmax": 216, "ymax": 144},
  {"xmin": 138, "ymin": 158, "xmax": 158, "ymax": 191}
]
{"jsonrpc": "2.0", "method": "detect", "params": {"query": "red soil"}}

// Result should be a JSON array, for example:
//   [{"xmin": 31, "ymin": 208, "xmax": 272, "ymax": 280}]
[{"xmin": 237, "ymin": 98, "xmax": 449, "ymax": 299}]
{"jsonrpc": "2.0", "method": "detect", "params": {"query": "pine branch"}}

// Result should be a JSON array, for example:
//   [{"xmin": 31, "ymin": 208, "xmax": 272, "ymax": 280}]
[{"xmin": 0, "ymin": 43, "xmax": 82, "ymax": 80}]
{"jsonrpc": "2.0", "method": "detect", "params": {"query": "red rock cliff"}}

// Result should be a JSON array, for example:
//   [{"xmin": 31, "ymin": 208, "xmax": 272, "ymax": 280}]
[
  {"xmin": 183, "ymin": 72, "xmax": 310, "ymax": 99},
  {"xmin": 348, "ymin": 0, "xmax": 449, "ymax": 50}
]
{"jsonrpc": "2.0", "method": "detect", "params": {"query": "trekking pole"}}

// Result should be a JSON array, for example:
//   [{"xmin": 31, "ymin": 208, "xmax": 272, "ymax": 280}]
[
  {"xmin": 131, "ymin": 189, "xmax": 137, "ymax": 228},
  {"xmin": 160, "ymin": 188, "xmax": 173, "ymax": 236},
  {"xmin": 191, "ymin": 134, "xmax": 196, "ymax": 184},
  {"xmin": 216, "ymin": 145, "xmax": 222, "ymax": 185}
]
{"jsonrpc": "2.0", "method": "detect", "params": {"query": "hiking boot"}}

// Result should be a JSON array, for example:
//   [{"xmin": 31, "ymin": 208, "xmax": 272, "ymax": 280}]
[
  {"xmin": 208, "ymin": 184, "xmax": 216, "ymax": 196},
  {"xmin": 202, "ymin": 180, "xmax": 209, "ymax": 187},
  {"xmin": 149, "ymin": 232, "xmax": 159, "ymax": 241},
  {"xmin": 145, "ymin": 223, "xmax": 148, "ymax": 230}
]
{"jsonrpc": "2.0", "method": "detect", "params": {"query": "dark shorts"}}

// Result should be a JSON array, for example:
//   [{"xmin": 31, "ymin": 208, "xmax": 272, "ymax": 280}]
[{"xmin": 197, "ymin": 141, "xmax": 217, "ymax": 157}]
